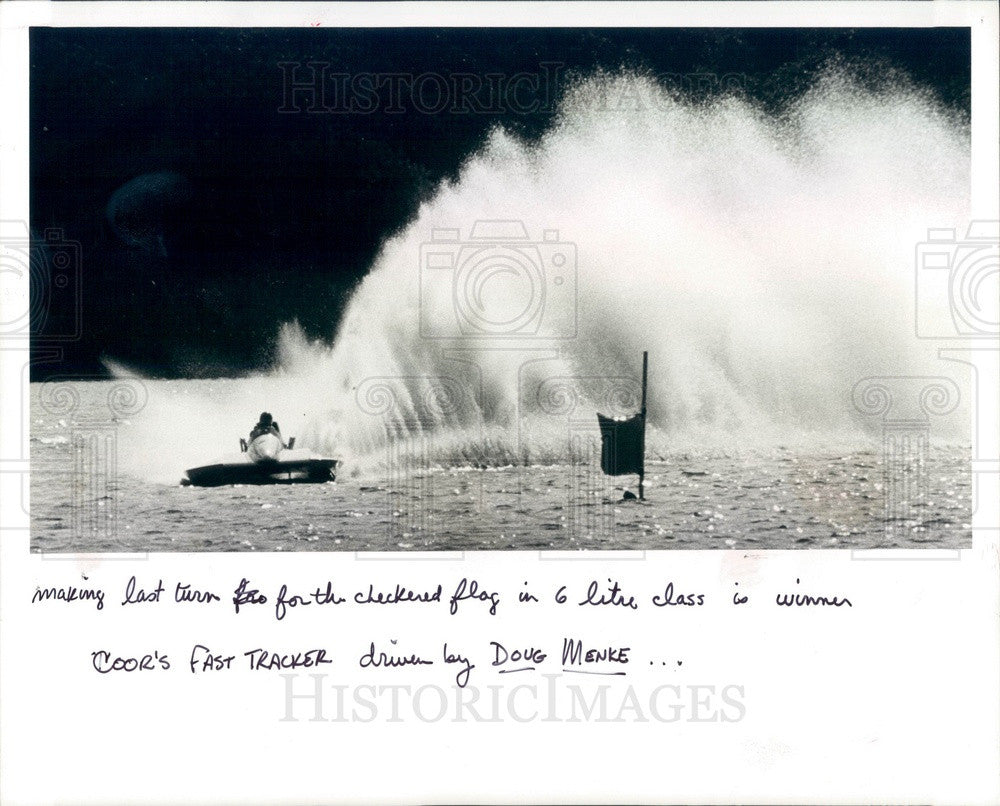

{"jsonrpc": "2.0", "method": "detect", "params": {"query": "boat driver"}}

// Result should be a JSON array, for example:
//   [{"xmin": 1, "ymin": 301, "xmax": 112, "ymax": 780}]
[{"xmin": 249, "ymin": 411, "xmax": 283, "ymax": 443}]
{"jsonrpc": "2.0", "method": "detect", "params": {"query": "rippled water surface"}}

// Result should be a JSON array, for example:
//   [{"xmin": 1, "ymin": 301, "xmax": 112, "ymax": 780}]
[{"xmin": 30, "ymin": 381, "xmax": 972, "ymax": 553}]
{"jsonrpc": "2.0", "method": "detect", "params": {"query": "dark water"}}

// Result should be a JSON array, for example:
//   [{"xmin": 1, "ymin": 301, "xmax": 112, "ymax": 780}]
[{"xmin": 30, "ymin": 381, "xmax": 972, "ymax": 553}]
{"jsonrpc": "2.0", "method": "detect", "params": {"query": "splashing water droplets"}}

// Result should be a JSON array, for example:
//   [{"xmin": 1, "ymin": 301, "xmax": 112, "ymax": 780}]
[{"xmin": 119, "ymin": 70, "xmax": 969, "ymax": 480}]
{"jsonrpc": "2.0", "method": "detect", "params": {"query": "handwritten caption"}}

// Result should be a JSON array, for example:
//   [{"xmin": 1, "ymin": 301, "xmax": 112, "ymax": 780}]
[{"xmin": 33, "ymin": 574, "xmax": 851, "ymax": 688}]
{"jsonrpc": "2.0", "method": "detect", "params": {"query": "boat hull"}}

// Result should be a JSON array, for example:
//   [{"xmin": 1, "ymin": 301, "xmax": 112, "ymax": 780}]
[
  {"xmin": 184, "ymin": 438, "xmax": 337, "ymax": 486},
  {"xmin": 184, "ymin": 456, "xmax": 337, "ymax": 487}
]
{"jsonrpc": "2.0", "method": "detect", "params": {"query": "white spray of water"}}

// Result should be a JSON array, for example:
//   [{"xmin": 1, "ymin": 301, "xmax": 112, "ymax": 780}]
[{"xmin": 119, "ymin": 70, "xmax": 970, "ymax": 482}]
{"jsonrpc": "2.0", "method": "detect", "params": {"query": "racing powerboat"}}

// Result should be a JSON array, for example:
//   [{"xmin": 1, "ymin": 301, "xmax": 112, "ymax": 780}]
[{"xmin": 182, "ymin": 434, "xmax": 337, "ymax": 487}]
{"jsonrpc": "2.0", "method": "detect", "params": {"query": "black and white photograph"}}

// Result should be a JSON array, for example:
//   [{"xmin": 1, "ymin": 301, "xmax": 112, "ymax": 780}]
[
  {"xmin": 25, "ymin": 23, "xmax": 984, "ymax": 552},
  {"xmin": 3, "ymin": 4, "xmax": 999, "ymax": 806}
]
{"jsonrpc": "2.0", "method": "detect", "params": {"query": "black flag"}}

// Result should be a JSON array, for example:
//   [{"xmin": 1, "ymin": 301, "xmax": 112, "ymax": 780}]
[
  {"xmin": 596, "ymin": 351, "xmax": 648, "ymax": 497},
  {"xmin": 597, "ymin": 413, "xmax": 645, "ymax": 475}
]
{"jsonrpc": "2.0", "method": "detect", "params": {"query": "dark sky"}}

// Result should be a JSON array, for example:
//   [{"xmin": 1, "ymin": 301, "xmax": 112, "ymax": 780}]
[{"xmin": 29, "ymin": 27, "xmax": 970, "ymax": 379}]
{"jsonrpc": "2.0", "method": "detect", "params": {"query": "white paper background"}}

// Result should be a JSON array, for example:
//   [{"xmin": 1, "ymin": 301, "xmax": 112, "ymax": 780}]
[{"xmin": 1, "ymin": 3, "xmax": 998, "ymax": 805}]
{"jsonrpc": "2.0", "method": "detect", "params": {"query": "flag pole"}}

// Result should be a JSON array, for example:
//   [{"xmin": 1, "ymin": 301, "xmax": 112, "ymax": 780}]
[{"xmin": 639, "ymin": 350, "xmax": 648, "ymax": 500}]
